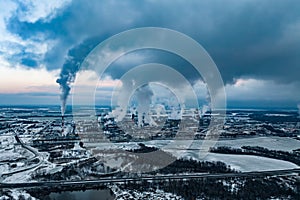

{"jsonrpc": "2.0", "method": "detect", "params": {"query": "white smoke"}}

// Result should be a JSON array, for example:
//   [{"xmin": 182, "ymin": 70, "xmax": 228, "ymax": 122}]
[
  {"xmin": 199, "ymin": 105, "xmax": 209, "ymax": 118},
  {"xmin": 166, "ymin": 96, "xmax": 183, "ymax": 120},
  {"xmin": 136, "ymin": 85, "xmax": 154, "ymax": 127},
  {"xmin": 111, "ymin": 80, "xmax": 156, "ymax": 126},
  {"xmin": 199, "ymin": 86, "xmax": 211, "ymax": 118},
  {"xmin": 169, "ymin": 107, "xmax": 182, "ymax": 120},
  {"xmin": 155, "ymin": 104, "xmax": 166, "ymax": 118},
  {"xmin": 111, "ymin": 80, "xmax": 133, "ymax": 122},
  {"xmin": 297, "ymin": 103, "xmax": 300, "ymax": 118}
]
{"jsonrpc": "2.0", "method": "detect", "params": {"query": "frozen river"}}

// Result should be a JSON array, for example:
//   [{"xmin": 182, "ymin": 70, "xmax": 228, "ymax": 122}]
[
  {"xmin": 86, "ymin": 136, "xmax": 300, "ymax": 172},
  {"xmin": 182, "ymin": 151, "xmax": 298, "ymax": 172}
]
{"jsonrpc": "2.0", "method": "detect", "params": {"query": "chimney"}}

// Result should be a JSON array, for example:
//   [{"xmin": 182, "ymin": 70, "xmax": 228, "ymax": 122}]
[{"xmin": 62, "ymin": 115, "xmax": 64, "ymax": 133}]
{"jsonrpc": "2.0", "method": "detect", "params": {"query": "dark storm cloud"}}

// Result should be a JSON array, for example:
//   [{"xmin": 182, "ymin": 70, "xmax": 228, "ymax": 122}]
[
  {"xmin": 8, "ymin": 0, "xmax": 300, "ymax": 84},
  {"xmin": 105, "ymin": 49, "xmax": 199, "ymax": 83},
  {"xmin": 20, "ymin": 58, "xmax": 38, "ymax": 67}
]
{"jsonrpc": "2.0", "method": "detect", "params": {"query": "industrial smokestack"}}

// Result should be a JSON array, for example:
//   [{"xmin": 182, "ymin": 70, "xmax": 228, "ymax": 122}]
[
  {"xmin": 61, "ymin": 115, "xmax": 65, "ymax": 133},
  {"xmin": 296, "ymin": 104, "xmax": 300, "ymax": 133},
  {"xmin": 62, "ymin": 115, "xmax": 65, "ymax": 126}
]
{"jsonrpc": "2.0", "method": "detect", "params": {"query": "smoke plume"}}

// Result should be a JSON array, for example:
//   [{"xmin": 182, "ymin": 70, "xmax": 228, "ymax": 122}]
[
  {"xmin": 56, "ymin": 37, "xmax": 100, "ymax": 115},
  {"xmin": 297, "ymin": 103, "xmax": 300, "ymax": 118},
  {"xmin": 166, "ymin": 96, "xmax": 182, "ymax": 120},
  {"xmin": 136, "ymin": 85, "xmax": 154, "ymax": 127},
  {"xmin": 56, "ymin": 74, "xmax": 71, "ymax": 115}
]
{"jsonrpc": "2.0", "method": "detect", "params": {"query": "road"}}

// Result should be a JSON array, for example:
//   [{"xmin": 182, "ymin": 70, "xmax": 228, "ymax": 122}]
[
  {"xmin": 1, "ymin": 168, "xmax": 300, "ymax": 189},
  {"xmin": 14, "ymin": 135, "xmax": 40, "ymax": 158},
  {"xmin": 0, "ymin": 134, "xmax": 43, "ymax": 177}
]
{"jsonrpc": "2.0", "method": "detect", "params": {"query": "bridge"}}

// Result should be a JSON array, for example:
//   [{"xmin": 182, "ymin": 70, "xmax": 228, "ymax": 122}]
[{"xmin": 1, "ymin": 168, "xmax": 300, "ymax": 189}]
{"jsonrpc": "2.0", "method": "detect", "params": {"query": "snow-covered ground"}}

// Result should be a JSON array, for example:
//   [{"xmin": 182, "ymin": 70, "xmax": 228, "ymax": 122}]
[
  {"xmin": 2, "ymin": 168, "xmax": 34, "ymax": 183},
  {"xmin": 0, "ymin": 151, "xmax": 25, "ymax": 162},
  {"xmin": 0, "ymin": 135, "xmax": 15, "ymax": 149},
  {"xmin": 109, "ymin": 184, "xmax": 183, "ymax": 200},
  {"xmin": 0, "ymin": 189, "xmax": 37, "ymax": 200}
]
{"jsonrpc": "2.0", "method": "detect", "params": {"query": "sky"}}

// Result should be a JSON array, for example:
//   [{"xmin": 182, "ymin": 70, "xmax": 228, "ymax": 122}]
[{"xmin": 0, "ymin": 0, "xmax": 299, "ymax": 109}]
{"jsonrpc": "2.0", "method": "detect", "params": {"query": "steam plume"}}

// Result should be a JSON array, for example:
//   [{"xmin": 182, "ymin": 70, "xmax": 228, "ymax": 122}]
[
  {"xmin": 136, "ymin": 85, "xmax": 154, "ymax": 127},
  {"xmin": 166, "ymin": 97, "xmax": 182, "ymax": 120},
  {"xmin": 199, "ymin": 105, "xmax": 209, "ymax": 118},
  {"xmin": 199, "ymin": 87, "xmax": 211, "ymax": 118}
]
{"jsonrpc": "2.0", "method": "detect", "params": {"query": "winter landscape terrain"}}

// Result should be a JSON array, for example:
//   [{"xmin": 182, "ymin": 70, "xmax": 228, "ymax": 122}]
[
  {"xmin": 0, "ymin": 105, "xmax": 300, "ymax": 199},
  {"xmin": 1, "ymin": 0, "xmax": 300, "ymax": 199}
]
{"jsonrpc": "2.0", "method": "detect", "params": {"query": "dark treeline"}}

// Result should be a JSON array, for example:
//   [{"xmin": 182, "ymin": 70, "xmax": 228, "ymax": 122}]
[
  {"xmin": 153, "ymin": 158, "xmax": 237, "ymax": 174},
  {"xmin": 123, "ymin": 176, "xmax": 300, "ymax": 200},
  {"xmin": 130, "ymin": 143, "xmax": 237, "ymax": 174},
  {"xmin": 249, "ymin": 111, "xmax": 299, "ymax": 123},
  {"xmin": 128, "ymin": 143, "xmax": 157, "ymax": 153}
]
